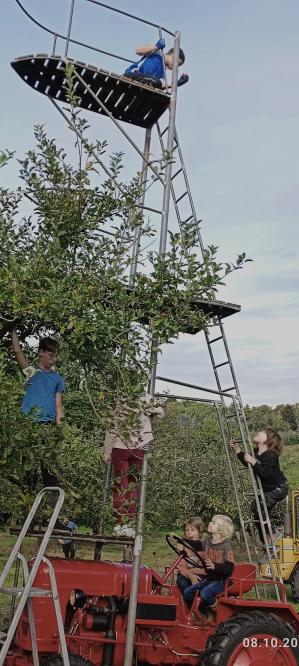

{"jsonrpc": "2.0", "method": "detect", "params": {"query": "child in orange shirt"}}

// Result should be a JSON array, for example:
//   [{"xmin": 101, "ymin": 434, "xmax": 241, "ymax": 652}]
[{"xmin": 176, "ymin": 516, "xmax": 206, "ymax": 595}]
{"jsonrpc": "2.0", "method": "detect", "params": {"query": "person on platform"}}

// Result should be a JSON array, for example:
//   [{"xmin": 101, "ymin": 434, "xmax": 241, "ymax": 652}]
[{"xmin": 124, "ymin": 38, "xmax": 189, "ymax": 89}]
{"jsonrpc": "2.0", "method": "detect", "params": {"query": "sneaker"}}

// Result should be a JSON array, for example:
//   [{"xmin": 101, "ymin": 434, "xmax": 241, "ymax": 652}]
[
  {"xmin": 201, "ymin": 602, "xmax": 217, "ymax": 624},
  {"xmin": 191, "ymin": 611, "xmax": 204, "ymax": 625},
  {"xmin": 204, "ymin": 609, "xmax": 217, "ymax": 624},
  {"xmin": 113, "ymin": 524, "xmax": 122, "ymax": 536},
  {"xmin": 120, "ymin": 525, "xmax": 135, "ymax": 537}
]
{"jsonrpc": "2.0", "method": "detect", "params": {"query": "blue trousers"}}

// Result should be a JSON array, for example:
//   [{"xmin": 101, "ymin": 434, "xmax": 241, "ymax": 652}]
[
  {"xmin": 183, "ymin": 579, "xmax": 225, "ymax": 609},
  {"xmin": 177, "ymin": 574, "xmax": 192, "ymax": 595}
]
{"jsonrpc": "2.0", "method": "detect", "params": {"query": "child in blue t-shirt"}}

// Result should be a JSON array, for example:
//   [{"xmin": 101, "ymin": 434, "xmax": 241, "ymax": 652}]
[
  {"xmin": 124, "ymin": 38, "xmax": 189, "ymax": 89},
  {"xmin": 12, "ymin": 328, "xmax": 65, "ymax": 487}
]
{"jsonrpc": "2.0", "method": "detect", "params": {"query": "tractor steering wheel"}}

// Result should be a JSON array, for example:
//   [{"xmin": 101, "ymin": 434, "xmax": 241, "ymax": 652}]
[{"xmin": 166, "ymin": 533, "xmax": 208, "ymax": 571}]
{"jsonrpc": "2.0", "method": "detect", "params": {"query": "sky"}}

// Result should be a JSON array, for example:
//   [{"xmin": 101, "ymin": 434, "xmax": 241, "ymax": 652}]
[{"xmin": 1, "ymin": 0, "xmax": 299, "ymax": 406}]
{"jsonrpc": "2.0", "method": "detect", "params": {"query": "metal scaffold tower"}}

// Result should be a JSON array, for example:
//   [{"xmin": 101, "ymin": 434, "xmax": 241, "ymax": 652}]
[{"xmin": 9, "ymin": 1, "xmax": 285, "ymax": 664}]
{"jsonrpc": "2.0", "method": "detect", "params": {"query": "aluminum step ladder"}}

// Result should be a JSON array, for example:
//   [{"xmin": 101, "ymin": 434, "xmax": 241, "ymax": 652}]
[
  {"xmin": 0, "ymin": 487, "xmax": 70, "ymax": 666},
  {"xmin": 156, "ymin": 120, "xmax": 283, "ymax": 595}
]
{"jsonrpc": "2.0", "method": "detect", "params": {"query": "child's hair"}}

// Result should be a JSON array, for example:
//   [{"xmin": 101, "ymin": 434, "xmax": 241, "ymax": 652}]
[
  {"xmin": 184, "ymin": 515, "xmax": 205, "ymax": 536},
  {"xmin": 38, "ymin": 337, "xmax": 60, "ymax": 354},
  {"xmin": 213, "ymin": 515, "xmax": 234, "ymax": 539},
  {"xmin": 166, "ymin": 47, "xmax": 185, "ymax": 64},
  {"xmin": 264, "ymin": 427, "xmax": 283, "ymax": 456}
]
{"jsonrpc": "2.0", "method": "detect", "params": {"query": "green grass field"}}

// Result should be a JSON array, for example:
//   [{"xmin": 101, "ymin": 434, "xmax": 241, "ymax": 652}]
[
  {"xmin": 0, "ymin": 443, "xmax": 298, "ymax": 631},
  {"xmin": 0, "ymin": 527, "xmax": 298, "ymax": 631}
]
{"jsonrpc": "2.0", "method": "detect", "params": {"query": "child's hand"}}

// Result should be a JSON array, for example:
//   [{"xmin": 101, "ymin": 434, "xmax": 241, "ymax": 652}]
[
  {"xmin": 189, "ymin": 573, "xmax": 199, "ymax": 584},
  {"xmin": 244, "ymin": 452, "xmax": 256, "ymax": 465},
  {"xmin": 205, "ymin": 558, "xmax": 215, "ymax": 570},
  {"xmin": 156, "ymin": 37, "xmax": 166, "ymax": 50},
  {"xmin": 229, "ymin": 439, "xmax": 241, "ymax": 454}
]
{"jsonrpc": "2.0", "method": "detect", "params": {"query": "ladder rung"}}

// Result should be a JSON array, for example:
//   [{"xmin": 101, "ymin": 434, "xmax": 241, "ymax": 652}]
[
  {"xmin": 209, "ymin": 335, "xmax": 223, "ymax": 344},
  {"xmin": 0, "ymin": 586, "xmax": 52, "ymax": 598},
  {"xmin": 175, "ymin": 191, "xmax": 188, "ymax": 204},
  {"xmin": 215, "ymin": 361, "xmax": 229, "ymax": 369},
  {"xmin": 222, "ymin": 386, "xmax": 236, "ymax": 393},
  {"xmin": 171, "ymin": 168, "xmax": 182, "ymax": 180},
  {"xmin": 225, "ymin": 413, "xmax": 239, "ymax": 420},
  {"xmin": 183, "ymin": 214, "xmax": 193, "ymax": 224}
]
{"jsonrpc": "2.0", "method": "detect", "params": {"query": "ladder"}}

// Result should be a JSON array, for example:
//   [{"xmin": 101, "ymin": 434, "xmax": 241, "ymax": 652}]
[
  {"xmin": 156, "ymin": 120, "xmax": 283, "ymax": 592},
  {"xmin": 0, "ymin": 487, "xmax": 70, "ymax": 666}
]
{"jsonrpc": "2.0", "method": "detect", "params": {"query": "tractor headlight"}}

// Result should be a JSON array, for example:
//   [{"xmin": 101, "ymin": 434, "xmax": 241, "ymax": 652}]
[{"xmin": 69, "ymin": 589, "xmax": 86, "ymax": 608}]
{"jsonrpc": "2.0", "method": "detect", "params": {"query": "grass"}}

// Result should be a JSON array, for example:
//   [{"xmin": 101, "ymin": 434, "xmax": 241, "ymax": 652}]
[
  {"xmin": 1, "ymin": 529, "xmax": 298, "ymax": 631},
  {"xmin": 0, "ymin": 443, "xmax": 298, "ymax": 630},
  {"xmin": 281, "ymin": 443, "xmax": 299, "ymax": 489}
]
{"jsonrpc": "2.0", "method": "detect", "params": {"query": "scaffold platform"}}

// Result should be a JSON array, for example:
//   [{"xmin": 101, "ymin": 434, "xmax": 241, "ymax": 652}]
[
  {"xmin": 136, "ymin": 297, "xmax": 241, "ymax": 334},
  {"xmin": 11, "ymin": 55, "xmax": 170, "ymax": 128}
]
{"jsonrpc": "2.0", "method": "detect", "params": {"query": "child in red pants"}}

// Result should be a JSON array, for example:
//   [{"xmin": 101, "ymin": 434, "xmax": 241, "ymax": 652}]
[{"xmin": 103, "ymin": 396, "xmax": 164, "ymax": 536}]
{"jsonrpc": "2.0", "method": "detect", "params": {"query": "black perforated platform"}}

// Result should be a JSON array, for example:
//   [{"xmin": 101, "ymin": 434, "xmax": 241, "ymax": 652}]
[
  {"xmin": 136, "ymin": 297, "xmax": 240, "ymax": 334},
  {"xmin": 190, "ymin": 298, "xmax": 240, "ymax": 321},
  {"xmin": 11, "ymin": 55, "xmax": 170, "ymax": 128}
]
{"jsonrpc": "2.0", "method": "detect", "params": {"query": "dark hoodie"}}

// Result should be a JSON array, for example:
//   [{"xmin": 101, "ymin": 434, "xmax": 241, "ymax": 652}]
[
  {"xmin": 201, "ymin": 536, "xmax": 234, "ymax": 581},
  {"xmin": 237, "ymin": 448, "xmax": 287, "ymax": 492}
]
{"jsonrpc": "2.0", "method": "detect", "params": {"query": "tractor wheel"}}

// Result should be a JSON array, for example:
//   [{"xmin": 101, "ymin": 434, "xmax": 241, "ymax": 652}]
[
  {"xmin": 201, "ymin": 610, "xmax": 299, "ymax": 665},
  {"xmin": 43, "ymin": 654, "xmax": 93, "ymax": 666},
  {"xmin": 290, "ymin": 563, "xmax": 299, "ymax": 602}
]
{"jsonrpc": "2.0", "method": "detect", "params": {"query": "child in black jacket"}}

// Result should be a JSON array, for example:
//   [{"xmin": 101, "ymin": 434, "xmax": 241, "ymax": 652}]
[{"xmin": 230, "ymin": 428, "xmax": 288, "ymax": 544}]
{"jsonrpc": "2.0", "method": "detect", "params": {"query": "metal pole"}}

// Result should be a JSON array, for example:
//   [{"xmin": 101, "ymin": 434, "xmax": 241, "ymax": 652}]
[
  {"xmin": 123, "ymin": 32, "xmax": 181, "ymax": 666},
  {"xmin": 158, "ymin": 31, "xmax": 181, "ymax": 256},
  {"xmin": 94, "ymin": 129, "xmax": 152, "ymax": 555},
  {"xmin": 156, "ymin": 374, "xmax": 236, "ymax": 399},
  {"xmin": 123, "ymin": 452, "xmax": 149, "ymax": 666},
  {"xmin": 94, "ymin": 460, "xmax": 112, "ymax": 559},
  {"xmin": 129, "ymin": 128, "xmax": 152, "ymax": 283},
  {"xmin": 158, "ymin": 28, "xmax": 168, "ymax": 93},
  {"xmin": 52, "ymin": 34, "xmax": 58, "ymax": 56},
  {"xmin": 72, "ymin": 69, "xmax": 165, "ymax": 185},
  {"xmin": 8, "ymin": 551, "xmax": 21, "ymax": 625},
  {"xmin": 64, "ymin": 0, "xmax": 75, "ymax": 58},
  {"xmin": 99, "ymin": 461, "xmax": 112, "ymax": 533}
]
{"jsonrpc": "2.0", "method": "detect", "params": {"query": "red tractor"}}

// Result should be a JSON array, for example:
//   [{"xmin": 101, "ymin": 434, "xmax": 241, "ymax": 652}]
[{"xmin": 3, "ymin": 534, "xmax": 299, "ymax": 666}]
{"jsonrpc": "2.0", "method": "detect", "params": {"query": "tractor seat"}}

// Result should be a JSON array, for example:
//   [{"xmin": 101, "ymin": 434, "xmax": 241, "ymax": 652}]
[{"xmin": 225, "ymin": 563, "xmax": 257, "ymax": 596}]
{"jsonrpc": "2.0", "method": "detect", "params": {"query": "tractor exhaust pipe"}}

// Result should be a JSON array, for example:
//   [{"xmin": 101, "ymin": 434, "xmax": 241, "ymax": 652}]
[{"xmin": 101, "ymin": 595, "xmax": 117, "ymax": 666}]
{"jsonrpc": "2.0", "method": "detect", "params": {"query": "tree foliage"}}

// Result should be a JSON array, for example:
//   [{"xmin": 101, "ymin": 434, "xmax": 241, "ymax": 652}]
[{"xmin": 0, "ymin": 91, "xmax": 252, "ymax": 523}]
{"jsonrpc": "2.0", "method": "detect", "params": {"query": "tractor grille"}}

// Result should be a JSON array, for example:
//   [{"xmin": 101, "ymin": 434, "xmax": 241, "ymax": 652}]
[{"xmin": 136, "ymin": 603, "xmax": 176, "ymax": 621}]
